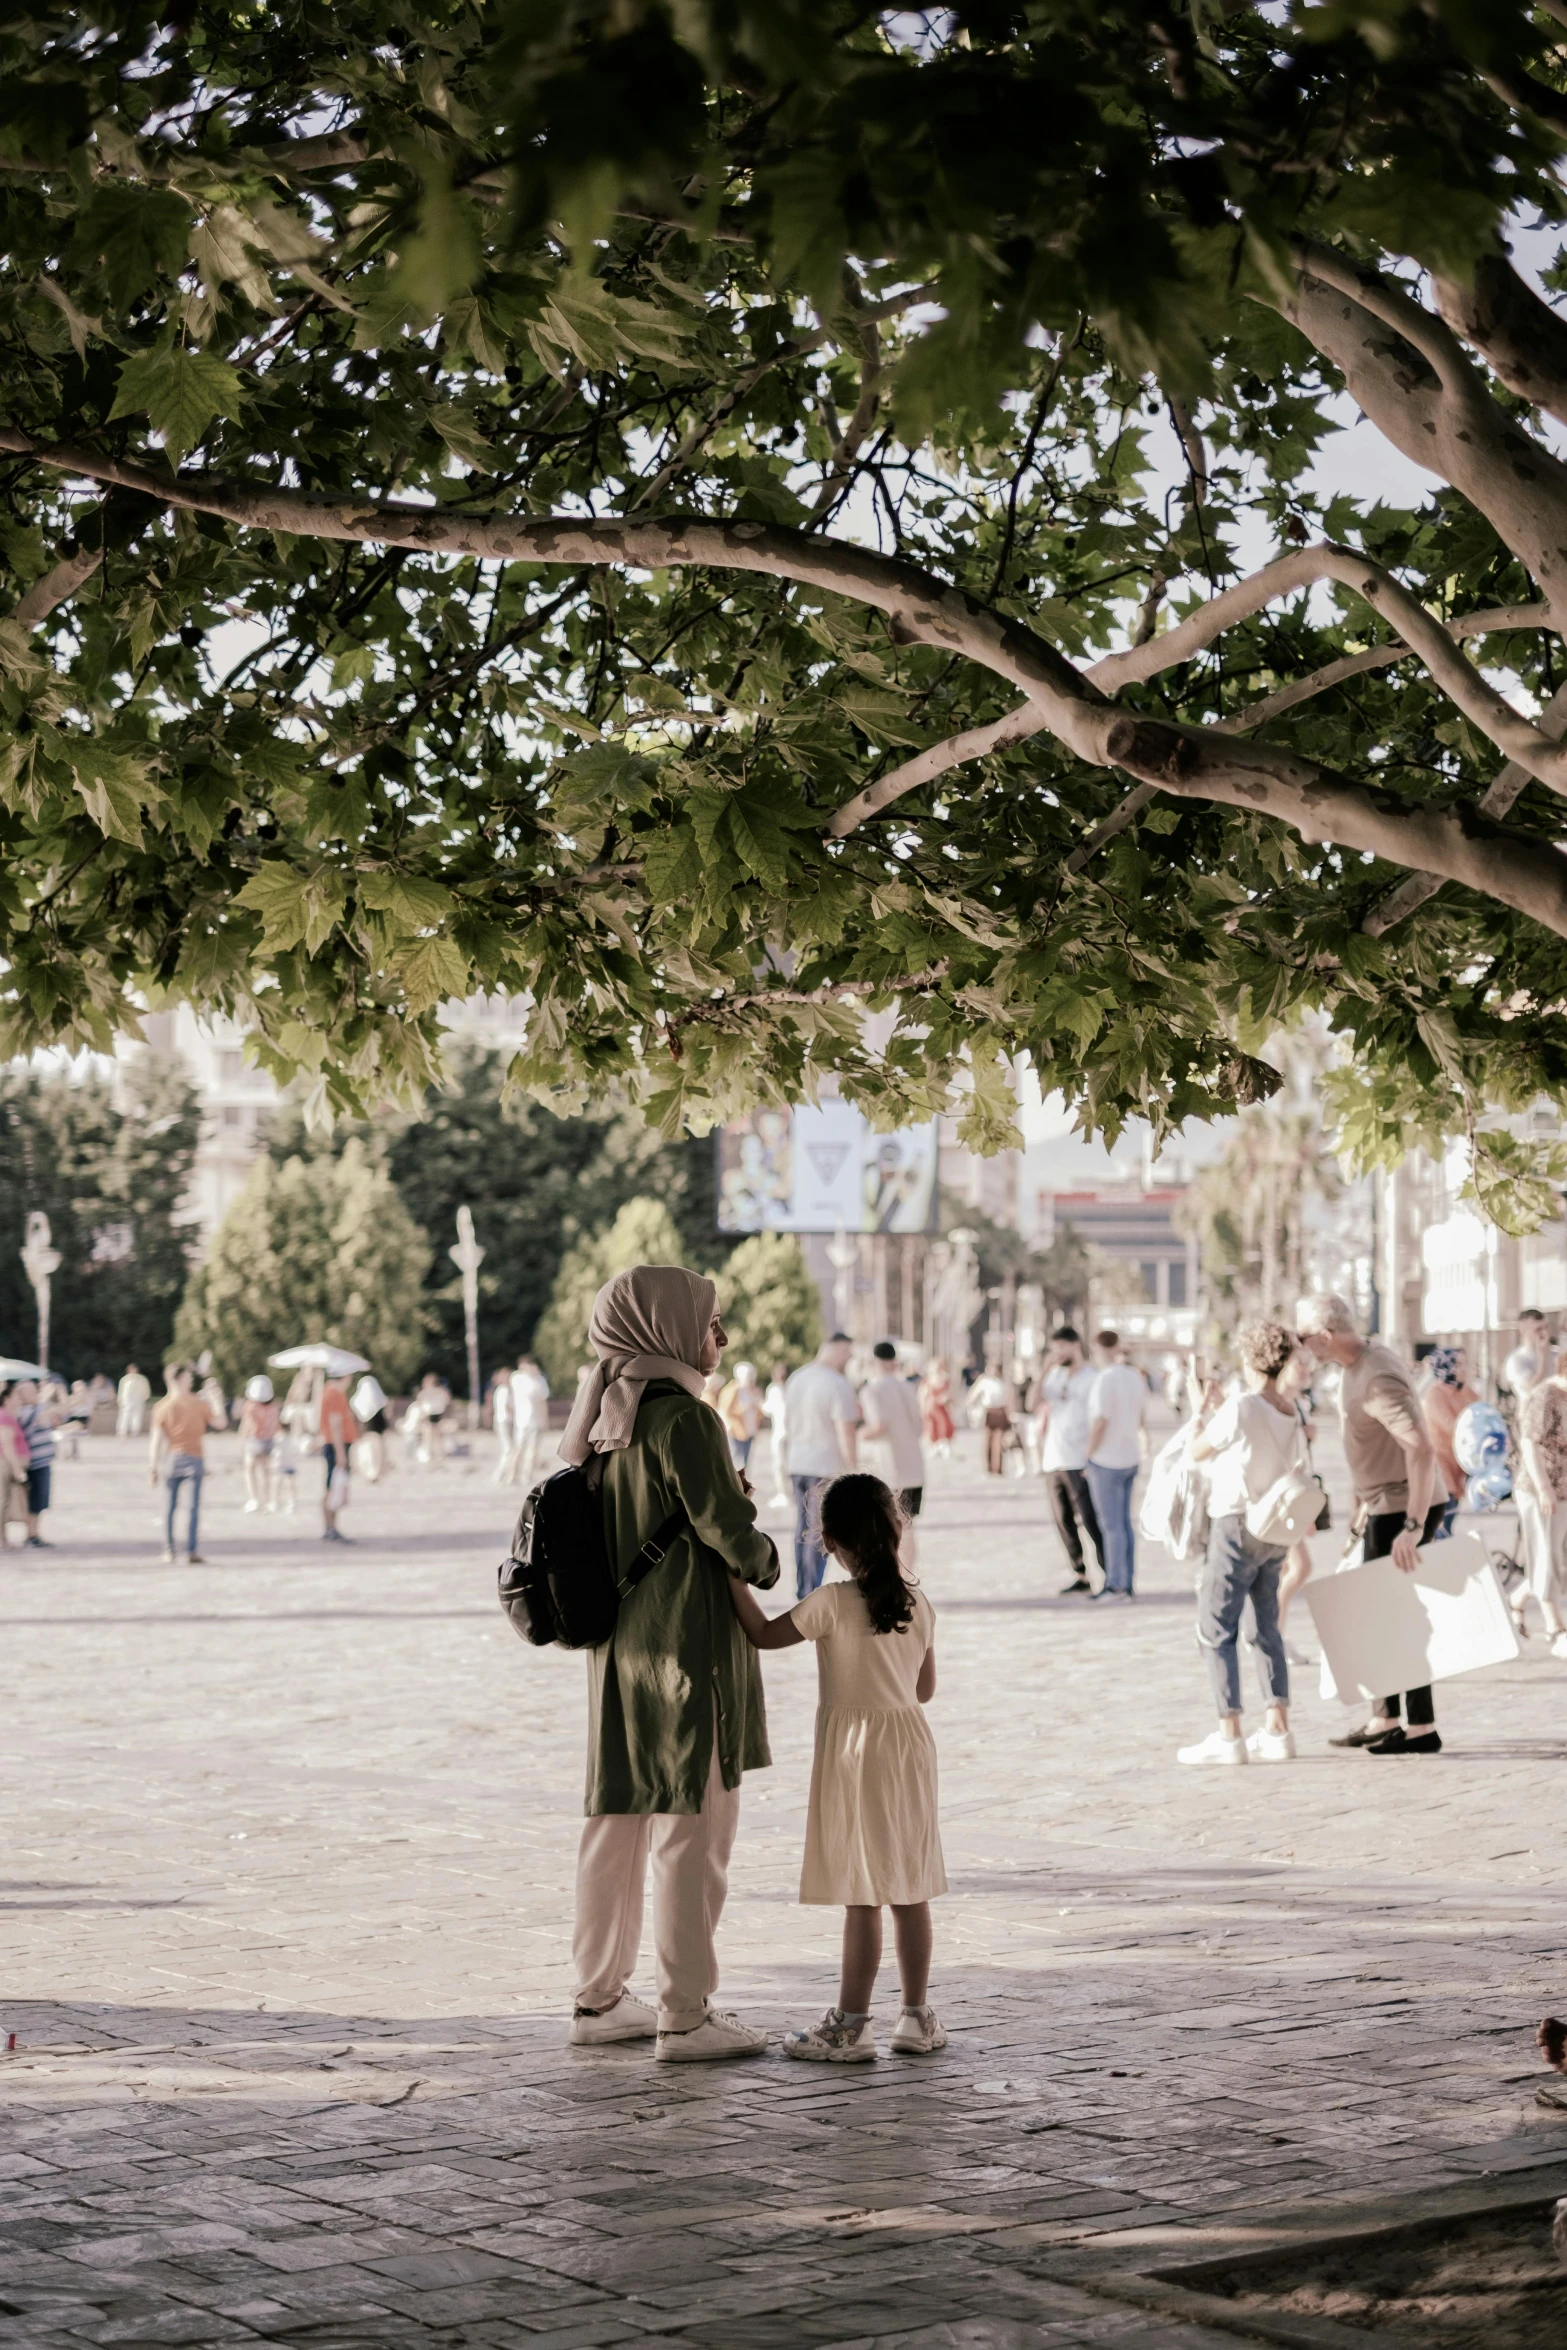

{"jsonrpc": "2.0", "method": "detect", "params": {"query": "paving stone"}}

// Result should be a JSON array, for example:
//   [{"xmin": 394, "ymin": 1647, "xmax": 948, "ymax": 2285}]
[{"xmin": 4, "ymin": 1423, "xmax": 1566, "ymax": 2347}]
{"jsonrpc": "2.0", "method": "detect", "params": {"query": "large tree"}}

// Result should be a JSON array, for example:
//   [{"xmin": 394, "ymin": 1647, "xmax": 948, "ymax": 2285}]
[
  {"xmin": 8, "ymin": 5, "xmax": 1567, "ymax": 1209},
  {"xmin": 0, "ymin": 1053, "xmax": 200, "ymax": 1374}
]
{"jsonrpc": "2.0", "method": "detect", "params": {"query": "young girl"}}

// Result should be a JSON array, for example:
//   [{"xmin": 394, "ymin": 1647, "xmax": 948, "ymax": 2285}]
[{"xmin": 728, "ymin": 1472, "xmax": 947, "ymax": 2062}]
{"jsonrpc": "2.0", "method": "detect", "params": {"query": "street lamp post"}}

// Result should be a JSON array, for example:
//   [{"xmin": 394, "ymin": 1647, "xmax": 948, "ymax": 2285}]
[
  {"xmin": 825, "ymin": 1228, "xmax": 858, "ymax": 1339},
  {"xmin": 449, "ymin": 1205, "xmax": 485, "ymax": 1432},
  {"xmin": 21, "ymin": 1211, "xmax": 60, "ymax": 1373}
]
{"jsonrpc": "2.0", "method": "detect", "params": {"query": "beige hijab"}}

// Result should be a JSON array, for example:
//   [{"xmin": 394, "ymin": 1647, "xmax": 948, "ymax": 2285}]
[{"xmin": 558, "ymin": 1264, "xmax": 718, "ymax": 1466}]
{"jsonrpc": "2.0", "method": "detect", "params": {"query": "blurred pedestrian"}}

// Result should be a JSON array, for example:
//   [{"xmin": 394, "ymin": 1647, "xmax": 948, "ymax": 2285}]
[
  {"xmin": 862, "ymin": 1341, "xmax": 926, "ymax": 1523},
  {"xmin": 490, "ymin": 1364, "xmax": 515, "ymax": 1481},
  {"xmin": 117, "ymin": 1362, "xmax": 151, "ymax": 1438},
  {"xmin": 1085, "ymin": 1331, "xmax": 1147, "ymax": 1599},
  {"xmin": 150, "ymin": 1364, "xmax": 224, "ymax": 1564},
  {"xmin": 509, "ymin": 1356, "xmax": 550, "ymax": 1488},
  {"xmin": 0, "ymin": 1383, "xmax": 30, "ymax": 1549},
  {"xmin": 352, "ymin": 1373, "xmax": 389, "ymax": 1482},
  {"xmin": 11, "ymin": 1378, "xmax": 60, "ymax": 1549},
  {"xmin": 1298, "ymin": 1292, "xmax": 1443, "ymax": 1754},
  {"xmin": 718, "ymin": 1360, "xmax": 765, "ymax": 1473},
  {"xmin": 763, "ymin": 1359, "xmax": 790, "ymax": 1506},
  {"xmin": 1518, "ymin": 1363, "xmax": 1567, "ymax": 1658},
  {"xmin": 318, "ymin": 1373, "xmax": 356, "ymax": 1543},
  {"xmin": 919, "ymin": 1358, "xmax": 955, "ymax": 1457},
  {"xmin": 240, "ymin": 1375, "xmax": 280, "ymax": 1512},
  {"xmin": 968, "ymin": 1364, "xmax": 1013, "ymax": 1476},
  {"xmin": 59, "ymin": 1379, "xmax": 92, "ymax": 1460},
  {"xmin": 1178, "ymin": 1321, "xmax": 1300, "ymax": 1765},
  {"xmin": 1422, "ymin": 1343, "xmax": 1477, "ymax": 1540},
  {"xmin": 785, "ymin": 1336, "xmax": 860, "ymax": 1600},
  {"xmin": 1035, "ymin": 1325, "xmax": 1104, "ymax": 1595}
]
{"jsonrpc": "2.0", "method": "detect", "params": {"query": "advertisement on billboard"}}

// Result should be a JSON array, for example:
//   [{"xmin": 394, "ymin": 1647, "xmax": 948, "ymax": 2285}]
[{"xmin": 716, "ymin": 1103, "xmax": 939, "ymax": 1235}]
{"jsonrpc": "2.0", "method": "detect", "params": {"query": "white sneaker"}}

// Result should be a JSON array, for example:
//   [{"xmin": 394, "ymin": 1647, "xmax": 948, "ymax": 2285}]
[
  {"xmin": 243, "ymin": 1498, "xmax": 260, "ymax": 1514},
  {"xmin": 1551, "ymin": 1632, "xmax": 1567, "ymax": 1662},
  {"xmin": 1246, "ymin": 1726, "xmax": 1297, "ymax": 1763},
  {"xmin": 889, "ymin": 2006, "xmax": 947, "ymax": 2056},
  {"xmin": 1178, "ymin": 1729, "xmax": 1248, "ymax": 1766},
  {"xmin": 569, "ymin": 1990, "xmax": 658, "ymax": 2047},
  {"xmin": 783, "ymin": 2008, "xmax": 876, "ymax": 2063},
  {"xmin": 1284, "ymin": 1640, "xmax": 1313, "ymax": 1667},
  {"xmin": 654, "ymin": 2008, "xmax": 768, "ymax": 2063}
]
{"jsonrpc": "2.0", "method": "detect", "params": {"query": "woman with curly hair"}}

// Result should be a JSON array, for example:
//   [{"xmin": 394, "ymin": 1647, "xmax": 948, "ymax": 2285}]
[
  {"xmin": 727, "ymin": 1472, "xmax": 947, "ymax": 2062},
  {"xmin": 1179, "ymin": 1320, "xmax": 1304, "ymax": 1767}
]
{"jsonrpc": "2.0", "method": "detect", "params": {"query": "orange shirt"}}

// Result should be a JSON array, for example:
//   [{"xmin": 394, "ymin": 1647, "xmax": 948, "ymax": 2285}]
[
  {"xmin": 319, "ymin": 1386, "xmax": 356, "ymax": 1451},
  {"xmin": 155, "ymin": 1393, "xmax": 213, "ymax": 1457}
]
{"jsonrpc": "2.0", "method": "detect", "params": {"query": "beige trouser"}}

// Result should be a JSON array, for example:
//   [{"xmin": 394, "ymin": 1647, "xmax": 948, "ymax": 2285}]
[
  {"xmin": 572, "ymin": 1734, "xmax": 739, "ymax": 2032},
  {"xmin": 1519, "ymin": 1493, "xmax": 1567, "ymax": 1616}
]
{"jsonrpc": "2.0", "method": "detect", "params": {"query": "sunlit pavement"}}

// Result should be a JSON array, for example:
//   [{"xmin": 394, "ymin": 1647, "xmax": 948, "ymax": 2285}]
[{"xmin": 3, "ymin": 1417, "xmax": 1566, "ymax": 2347}]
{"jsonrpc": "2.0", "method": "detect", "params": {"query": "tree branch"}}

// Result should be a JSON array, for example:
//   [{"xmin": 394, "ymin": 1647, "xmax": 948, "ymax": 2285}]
[
  {"xmin": 1362, "ymin": 679, "xmax": 1567, "ymax": 935},
  {"xmin": 1063, "ymin": 784, "xmax": 1158, "ymax": 875},
  {"xmin": 1433, "ymin": 250, "xmax": 1567, "ymax": 431},
  {"xmin": 1163, "ymin": 391, "xmax": 1208, "ymax": 505},
  {"xmin": 1277, "ymin": 267, "xmax": 1567, "ymax": 619},
  {"xmin": 6, "ymin": 427, "xmax": 1567, "ymax": 939},
  {"xmin": 826, "ymin": 707, "xmax": 1046, "ymax": 836},
  {"xmin": 11, "ymin": 545, "xmax": 102, "ymax": 627},
  {"xmin": 1214, "ymin": 607, "xmax": 1547, "ymax": 734}
]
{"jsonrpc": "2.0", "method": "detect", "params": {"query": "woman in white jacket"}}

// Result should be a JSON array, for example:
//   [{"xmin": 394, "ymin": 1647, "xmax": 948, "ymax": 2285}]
[{"xmin": 1178, "ymin": 1321, "xmax": 1303, "ymax": 1768}]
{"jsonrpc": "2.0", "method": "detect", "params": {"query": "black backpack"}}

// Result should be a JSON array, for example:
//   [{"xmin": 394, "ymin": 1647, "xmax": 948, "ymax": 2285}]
[{"xmin": 497, "ymin": 1462, "xmax": 687, "ymax": 1650}]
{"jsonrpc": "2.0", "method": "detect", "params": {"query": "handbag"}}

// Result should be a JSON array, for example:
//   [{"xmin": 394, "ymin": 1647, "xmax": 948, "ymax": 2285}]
[{"xmin": 1244, "ymin": 1398, "xmax": 1326, "ymax": 1546}]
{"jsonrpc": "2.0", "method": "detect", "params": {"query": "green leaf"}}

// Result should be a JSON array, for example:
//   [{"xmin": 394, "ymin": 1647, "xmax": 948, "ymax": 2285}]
[
  {"xmin": 68, "ymin": 185, "xmax": 190, "ymax": 297},
  {"xmin": 61, "ymin": 737, "xmax": 150, "ymax": 846},
  {"xmin": 358, "ymin": 872, "xmax": 455, "ymax": 933},
  {"xmin": 109, "ymin": 346, "xmax": 246, "ymax": 463},
  {"xmin": 396, "ymin": 932, "xmax": 471, "ymax": 1015},
  {"xmin": 235, "ymin": 862, "xmax": 310, "ymax": 952}
]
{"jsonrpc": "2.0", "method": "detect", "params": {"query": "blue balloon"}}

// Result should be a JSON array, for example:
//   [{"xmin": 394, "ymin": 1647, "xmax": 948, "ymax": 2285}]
[
  {"xmin": 1454, "ymin": 1401, "xmax": 1509, "ymax": 1473},
  {"xmin": 1464, "ymin": 1465, "xmax": 1512, "ymax": 1511}
]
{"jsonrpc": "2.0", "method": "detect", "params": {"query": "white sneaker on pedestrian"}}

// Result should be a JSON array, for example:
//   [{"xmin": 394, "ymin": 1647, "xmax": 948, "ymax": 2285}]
[
  {"xmin": 654, "ymin": 2008, "xmax": 768, "ymax": 2063},
  {"xmin": 889, "ymin": 2006, "xmax": 947, "ymax": 2056},
  {"xmin": 1551, "ymin": 1632, "xmax": 1567, "ymax": 1662},
  {"xmin": 1284, "ymin": 1639, "xmax": 1313, "ymax": 1667},
  {"xmin": 1246, "ymin": 1726, "xmax": 1297, "ymax": 1762},
  {"xmin": 243, "ymin": 1499, "xmax": 260, "ymax": 1514},
  {"xmin": 160, "ymin": 1547, "xmax": 176, "ymax": 1565},
  {"xmin": 569, "ymin": 1990, "xmax": 658, "ymax": 2046},
  {"xmin": 1178, "ymin": 1729, "xmax": 1248, "ymax": 1766},
  {"xmin": 784, "ymin": 2008, "xmax": 876, "ymax": 2063}
]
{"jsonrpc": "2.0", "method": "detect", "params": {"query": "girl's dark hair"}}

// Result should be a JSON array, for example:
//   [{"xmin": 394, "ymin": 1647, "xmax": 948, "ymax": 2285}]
[{"xmin": 818, "ymin": 1473, "xmax": 915, "ymax": 1635}]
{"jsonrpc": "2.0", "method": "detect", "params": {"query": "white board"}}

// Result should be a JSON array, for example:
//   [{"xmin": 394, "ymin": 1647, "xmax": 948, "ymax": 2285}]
[{"xmin": 1303, "ymin": 1532, "xmax": 1519, "ymax": 1702}]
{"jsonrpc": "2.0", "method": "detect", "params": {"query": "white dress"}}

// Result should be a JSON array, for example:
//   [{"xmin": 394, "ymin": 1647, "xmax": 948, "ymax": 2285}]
[{"xmin": 792, "ymin": 1581, "xmax": 946, "ymax": 1906}]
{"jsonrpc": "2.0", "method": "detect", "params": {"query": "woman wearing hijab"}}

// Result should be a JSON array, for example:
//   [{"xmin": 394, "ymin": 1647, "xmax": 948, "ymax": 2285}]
[{"xmin": 565, "ymin": 1263, "xmax": 781, "ymax": 2063}]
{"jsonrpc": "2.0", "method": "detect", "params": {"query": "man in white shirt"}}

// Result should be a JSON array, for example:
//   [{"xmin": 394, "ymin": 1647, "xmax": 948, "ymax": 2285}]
[
  {"xmin": 861, "ymin": 1340, "xmax": 926, "ymax": 1518},
  {"xmin": 784, "ymin": 1334, "xmax": 860, "ymax": 1598},
  {"xmin": 1085, "ymin": 1329, "xmax": 1148, "ymax": 1598},
  {"xmin": 1035, "ymin": 1326, "xmax": 1105, "ymax": 1595},
  {"xmin": 508, "ymin": 1356, "xmax": 550, "ymax": 1488}
]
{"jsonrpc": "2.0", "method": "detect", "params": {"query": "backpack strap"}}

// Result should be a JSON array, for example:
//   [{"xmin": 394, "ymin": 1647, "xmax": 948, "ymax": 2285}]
[{"xmin": 614, "ymin": 1507, "xmax": 689, "ymax": 1602}]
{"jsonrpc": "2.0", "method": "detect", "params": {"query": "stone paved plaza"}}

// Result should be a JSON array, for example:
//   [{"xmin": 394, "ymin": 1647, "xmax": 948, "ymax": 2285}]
[{"xmin": 4, "ymin": 1416, "xmax": 1567, "ymax": 2348}]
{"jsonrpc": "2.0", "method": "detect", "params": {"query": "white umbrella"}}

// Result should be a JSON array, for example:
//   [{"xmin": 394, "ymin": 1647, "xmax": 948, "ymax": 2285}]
[
  {"xmin": 0, "ymin": 1357, "xmax": 45, "ymax": 1381},
  {"xmin": 268, "ymin": 1343, "xmax": 371, "ymax": 1377}
]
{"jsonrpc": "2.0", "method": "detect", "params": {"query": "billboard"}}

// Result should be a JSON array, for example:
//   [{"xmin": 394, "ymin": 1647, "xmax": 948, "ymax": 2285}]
[{"xmin": 716, "ymin": 1104, "xmax": 939, "ymax": 1235}]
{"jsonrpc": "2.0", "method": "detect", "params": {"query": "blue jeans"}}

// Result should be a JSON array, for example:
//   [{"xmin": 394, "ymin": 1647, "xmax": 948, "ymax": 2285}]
[
  {"xmin": 166, "ymin": 1453, "xmax": 204, "ymax": 1556},
  {"xmin": 1198, "ymin": 1515, "xmax": 1289, "ymax": 1716},
  {"xmin": 1086, "ymin": 1462, "xmax": 1137, "ymax": 1592},
  {"xmin": 730, "ymin": 1435, "xmax": 754, "ymax": 1472},
  {"xmin": 792, "ymin": 1474, "xmax": 828, "ymax": 1600}
]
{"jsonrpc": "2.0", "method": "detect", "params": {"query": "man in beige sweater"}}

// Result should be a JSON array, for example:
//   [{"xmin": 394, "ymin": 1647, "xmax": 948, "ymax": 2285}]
[{"xmin": 1297, "ymin": 1293, "xmax": 1443, "ymax": 1754}]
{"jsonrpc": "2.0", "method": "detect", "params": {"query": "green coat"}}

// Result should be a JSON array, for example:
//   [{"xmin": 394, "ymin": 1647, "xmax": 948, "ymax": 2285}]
[{"xmin": 586, "ymin": 1381, "xmax": 780, "ymax": 1815}]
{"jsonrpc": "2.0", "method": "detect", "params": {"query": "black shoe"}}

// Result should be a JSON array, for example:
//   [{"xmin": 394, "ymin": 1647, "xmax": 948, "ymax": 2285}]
[
  {"xmin": 1330, "ymin": 1720, "xmax": 1395, "ymax": 1748},
  {"xmin": 1058, "ymin": 1578, "xmax": 1092, "ymax": 1595},
  {"xmin": 1366, "ymin": 1726, "xmax": 1442, "ymax": 1754}
]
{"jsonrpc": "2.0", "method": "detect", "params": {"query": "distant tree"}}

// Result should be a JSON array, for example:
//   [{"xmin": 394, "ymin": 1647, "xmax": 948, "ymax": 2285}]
[
  {"xmin": 0, "ymin": 1055, "xmax": 200, "ymax": 1376},
  {"xmin": 1177, "ymin": 1108, "xmax": 1342, "ymax": 1334},
  {"xmin": 175, "ymin": 1140, "xmax": 431, "ymax": 1394},
  {"xmin": 532, "ymin": 1197, "xmax": 689, "ymax": 1392},
  {"xmin": 714, "ymin": 1233, "xmax": 821, "ymax": 1374},
  {"xmin": 263, "ymin": 1046, "xmax": 726, "ymax": 1386}
]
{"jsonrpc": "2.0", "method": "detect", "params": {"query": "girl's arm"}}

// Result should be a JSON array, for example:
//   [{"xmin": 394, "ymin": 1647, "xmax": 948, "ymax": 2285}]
[
  {"xmin": 727, "ymin": 1573, "xmax": 806, "ymax": 1650},
  {"xmin": 916, "ymin": 1642, "xmax": 936, "ymax": 1703}
]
